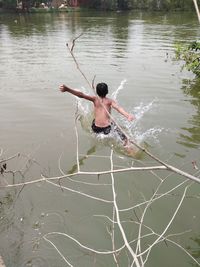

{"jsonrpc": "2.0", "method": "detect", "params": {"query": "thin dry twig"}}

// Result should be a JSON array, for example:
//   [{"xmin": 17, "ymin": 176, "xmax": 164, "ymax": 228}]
[
  {"xmin": 109, "ymin": 149, "xmax": 141, "ymax": 267},
  {"xmin": 137, "ymin": 184, "xmax": 191, "ymax": 258},
  {"xmin": 43, "ymin": 231, "xmax": 125, "ymax": 255}
]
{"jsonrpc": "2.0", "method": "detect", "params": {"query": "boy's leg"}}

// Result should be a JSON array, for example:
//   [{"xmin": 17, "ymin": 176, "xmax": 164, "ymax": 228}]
[
  {"xmin": 112, "ymin": 123, "xmax": 138, "ymax": 157},
  {"xmin": 112, "ymin": 123, "xmax": 127, "ymax": 145}
]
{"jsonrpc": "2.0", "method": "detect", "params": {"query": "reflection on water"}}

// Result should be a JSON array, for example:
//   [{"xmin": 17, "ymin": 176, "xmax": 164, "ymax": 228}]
[
  {"xmin": 186, "ymin": 235, "xmax": 200, "ymax": 265},
  {"xmin": 67, "ymin": 145, "xmax": 96, "ymax": 174},
  {"xmin": 178, "ymin": 79, "xmax": 200, "ymax": 149}
]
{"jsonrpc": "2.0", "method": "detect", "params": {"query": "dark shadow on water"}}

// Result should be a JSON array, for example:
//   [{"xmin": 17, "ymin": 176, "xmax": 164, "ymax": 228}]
[
  {"xmin": 67, "ymin": 145, "xmax": 96, "ymax": 174},
  {"xmin": 67, "ymin": 134, "xmax": 146, "ymax": 174},
  {"xmin": 186, "ymin": 235, "xmax": 200, "ymax": 266}
]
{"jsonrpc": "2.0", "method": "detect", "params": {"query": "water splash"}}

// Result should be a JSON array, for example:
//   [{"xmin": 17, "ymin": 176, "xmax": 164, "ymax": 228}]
[
  {"xmin": 134, "ymin": 126, "xmax": 164, "ymax": 144},
  {"xmin": 118, "ymin": 99, "xmax": 164, "ymax": 145},
  {"xmin": 132, "ymin": 100, "xmax": 157, "ymax": 122},
  {"xmin": 111, "ymin": 79, "xmax": 127, "ymax": 101}
]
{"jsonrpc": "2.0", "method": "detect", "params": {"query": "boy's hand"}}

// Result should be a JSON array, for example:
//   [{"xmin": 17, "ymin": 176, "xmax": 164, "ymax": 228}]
[
  {"xmin": 127, "ymin": 114, "xmax": 134, "ymax": 121},
  {"xmin": 59, "ymin": 84, "xmax": 67, "ymax": 92}
]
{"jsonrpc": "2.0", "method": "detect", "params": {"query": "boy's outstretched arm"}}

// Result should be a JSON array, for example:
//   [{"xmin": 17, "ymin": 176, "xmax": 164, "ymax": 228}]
[
  {"xmin": 112, "ymin": 100, "xmax": 135, "ymax": 121},
  {"xmin": 59, "ymin": 84, "xmax": 95, "ymax": 102}
]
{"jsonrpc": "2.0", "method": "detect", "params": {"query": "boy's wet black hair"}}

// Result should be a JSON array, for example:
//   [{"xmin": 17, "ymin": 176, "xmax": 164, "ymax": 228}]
[{"xmin": 96, "ymin": 83, "xmax": 108, "ymax": 97}]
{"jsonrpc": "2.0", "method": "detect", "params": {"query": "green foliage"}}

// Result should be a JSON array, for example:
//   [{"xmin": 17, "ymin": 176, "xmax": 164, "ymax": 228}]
[
  {"xmin": 87, "ymin": 0, "xmax": 117, "ymax": 10},
  {"xmin": 133, "ymin": 0, "xmax": 194, "ymax": 10},
  {"xmin": 175, "ymin": 41, "xmax": 200, "ymax": 78},
  {"xmin": 0, "ymin": 0, "xmax": 44, "ymax": 9},
  {"xmin": 83, "ymin": 0, "xmax": 195, "ymax": 10},
  {"xmin": 101, "ymin": 0, "xmax": 118, "ymax": 10},
  {"xmin": 0, "ymin": 0, "xmax": 196, "ymax": 11},
  {"xmin": 117, "ymin": 0, "xmax": 132, "ymax": 9},
  {"xmin": 1, "ymin": 0, "xmax": 17, "ymax": 9}
]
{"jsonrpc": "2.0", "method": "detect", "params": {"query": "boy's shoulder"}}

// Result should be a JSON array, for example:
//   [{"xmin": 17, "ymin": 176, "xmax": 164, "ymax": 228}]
[
  {"xmin": 103, "ymin": 97, "xmax": 113, "ymax": 106},
  {"xmin": 94, "ymin": 96, "xmax": 112, "ymax": 103},
  {"xmin": 104, "ymin": 97, "xmax": 113, "ymax": 103}
]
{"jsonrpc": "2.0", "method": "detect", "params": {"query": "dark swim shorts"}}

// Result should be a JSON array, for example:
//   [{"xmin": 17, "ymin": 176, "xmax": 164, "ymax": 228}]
[
  {"xmin": 91, "ymin": 120, "xmax": 126, "ymax": 141},
  {"xmin": 91, "ymin": 120, "xmax": 111, "ymax": 135}
]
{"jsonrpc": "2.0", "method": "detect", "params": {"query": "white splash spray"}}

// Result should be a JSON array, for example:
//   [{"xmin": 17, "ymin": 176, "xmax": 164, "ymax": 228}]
[
  {"xmin": 111, "ymin": 79, "xmax": 127, "ymax": 101},
  {"xmin": 132, "ymin": 100, "xmax": 156, "ymax": 121}
]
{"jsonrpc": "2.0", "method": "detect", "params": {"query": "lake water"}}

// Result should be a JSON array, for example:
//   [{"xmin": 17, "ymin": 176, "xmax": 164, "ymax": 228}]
[{"xmin": 0, "ymin": 10, "xmax": 200, "ymax": 267}]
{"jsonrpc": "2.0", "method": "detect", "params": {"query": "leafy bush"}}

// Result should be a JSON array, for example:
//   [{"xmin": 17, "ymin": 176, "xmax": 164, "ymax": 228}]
[{"xmin": 175, "ymin": 41, "xmax": 200, "ymax": 78}]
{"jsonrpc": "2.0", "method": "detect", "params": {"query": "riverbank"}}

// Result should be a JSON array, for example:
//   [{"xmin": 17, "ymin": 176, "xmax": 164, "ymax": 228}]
[
  {"xmin": 17, "ymin": 6, "xmax": 82, "ymax": 13},
  {"xmin": 0, "ymin": 6, "xmax": 83, "ymax": 14}
]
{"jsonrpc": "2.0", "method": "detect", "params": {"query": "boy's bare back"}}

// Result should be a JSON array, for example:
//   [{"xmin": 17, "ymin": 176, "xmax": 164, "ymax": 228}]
[{"xmin": 93, "ymin": 96, "xmax": 113, "ymax": 127}]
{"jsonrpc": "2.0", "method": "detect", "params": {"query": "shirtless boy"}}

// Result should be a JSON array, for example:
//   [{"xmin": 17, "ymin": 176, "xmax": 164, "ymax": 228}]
[{"xmin": 59, "ymin": 83, "xmax": 134, "ymax": 145}]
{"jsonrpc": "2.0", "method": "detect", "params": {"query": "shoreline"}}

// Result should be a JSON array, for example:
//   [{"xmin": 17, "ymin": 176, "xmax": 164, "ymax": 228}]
[
  {"xmin": 27, "ymin": 7, "xmax": 82, "ymax": 13},
  {"xmin": 0, "ymin": 6, "xmax": 83, "ymax": 14}
]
